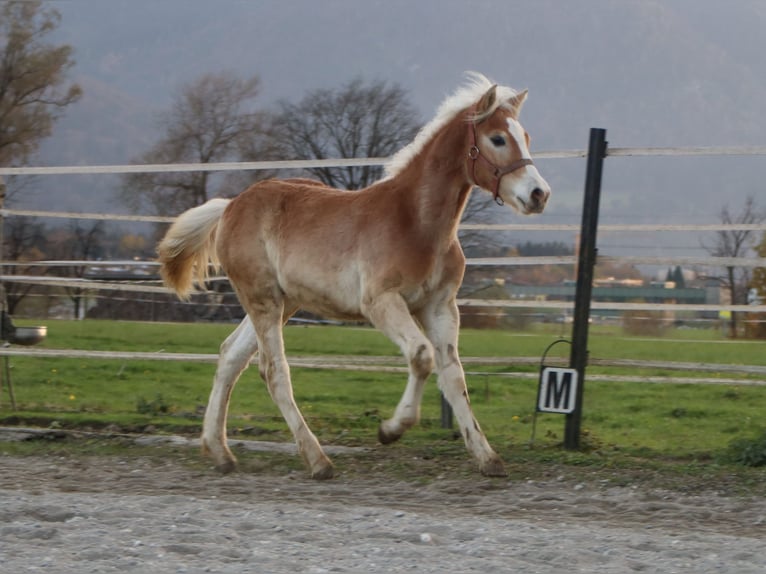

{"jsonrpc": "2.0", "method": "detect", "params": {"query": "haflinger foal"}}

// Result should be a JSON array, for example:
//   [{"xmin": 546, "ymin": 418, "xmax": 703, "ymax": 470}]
[{"xmin": 157, "ymin": 73, "xmax": 551, "ymax": 479}]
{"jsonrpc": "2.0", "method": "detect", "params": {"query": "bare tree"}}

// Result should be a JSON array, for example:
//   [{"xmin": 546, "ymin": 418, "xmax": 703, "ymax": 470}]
[
  {"xmin": 0, "ymin": 1, "xmax": 80, "ymax": 316},
  {"xmin": 753, "ymin": 231, "xmax": 766, "ymax": 300},
  {"xmin": 0, "ymin": 0, "xmax": 81, "ymax": 166},
  {"xmin": 746, "ymin": 231, "xmax": 766, "ymax": 338},
  {"xmin": 458, "ymin": 191, "xmax": 510, "ymax": 256},
  {"xmin": 120, "ymin": 72, "xmax": 269, "ymax": 216},
  {"xmin": 1, "ymin": 216, "xmax": 46, "ymax": 314},
  {"xmin": 47, "ymin": 221, "xmax": 105, "ymax": 319},
  {"xmin": 268, "ymin": 77, "xmax": 421, "ymax": 190},
  {"xmin": 703, "ymin": 195, "xmax": 765, "ymax": 337}
]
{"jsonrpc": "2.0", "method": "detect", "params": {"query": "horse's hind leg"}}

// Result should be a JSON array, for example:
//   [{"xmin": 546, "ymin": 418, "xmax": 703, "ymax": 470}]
[
  {"xmin": 202, "ymin": 317, "xmax": 258, "ymax": 473},
  {"xmin": 248, "ymin": 304, "xmax": 334, "ymax": 479}
]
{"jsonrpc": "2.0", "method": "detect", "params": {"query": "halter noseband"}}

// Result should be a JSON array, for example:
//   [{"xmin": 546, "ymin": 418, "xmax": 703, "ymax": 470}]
[{"xmin": 467, "ymin": 115, "xmax": 534, "ymax": 206}]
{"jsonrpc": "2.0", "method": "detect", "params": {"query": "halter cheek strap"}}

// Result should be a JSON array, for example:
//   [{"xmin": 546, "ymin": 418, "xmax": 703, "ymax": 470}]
[{"xmin": 467, "ymin": 119, "xmax": 534, "ymax": 206}]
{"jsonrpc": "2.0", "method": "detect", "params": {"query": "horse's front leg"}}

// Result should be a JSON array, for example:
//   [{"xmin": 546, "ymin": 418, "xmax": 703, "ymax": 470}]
[
  {"xmin": 377, "ymin": 361, "xmax": 431, "ymax": 445},
  {"xmin": 421, "ymin": 300, "xmax": 507, "ymax": 477},
  {"xmin": 363, "ymin": 293, "xmax": 434, "ymax": 444},
  {"xmin": 202, "ymin": 317, "xmax": 258, "ymax": 473}
]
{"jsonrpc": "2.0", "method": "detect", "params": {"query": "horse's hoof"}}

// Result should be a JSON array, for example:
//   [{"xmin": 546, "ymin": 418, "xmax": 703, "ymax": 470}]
[
  {"xmin": 310, "ymin": 463, "xmax": 335, "ymax": 480},
  {"xmin": 479, "ymin": 457, "xmax": 507, "ymax": 477},
  {"xmin": 377, "ymin": 424, "xmax": 402, "ymax": 445},
  {"xmin": 215, "ymin": 460, "xmax": 237, "ymax": 475}
]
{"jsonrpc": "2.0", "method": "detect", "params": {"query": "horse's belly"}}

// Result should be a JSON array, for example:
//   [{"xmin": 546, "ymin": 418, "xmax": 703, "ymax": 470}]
[
  {"xmin": 298, "ymin": 291, "xmax": 364, "ymax": 321},
  {"xmin": 282, "ymin": 275, "xmax": 364, "ymax": 321}
]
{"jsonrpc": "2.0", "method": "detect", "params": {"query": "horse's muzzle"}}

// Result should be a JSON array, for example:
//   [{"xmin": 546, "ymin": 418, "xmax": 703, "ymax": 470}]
[{"xmin": 527, "ymin": 187, "xmax": 550, "ymax": 213}]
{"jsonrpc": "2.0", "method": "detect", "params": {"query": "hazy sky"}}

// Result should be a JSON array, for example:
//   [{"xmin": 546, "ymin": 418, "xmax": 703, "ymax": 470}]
[{"xmin": 32, "ymin": 0, "xmax": 766, "ymax": 257}]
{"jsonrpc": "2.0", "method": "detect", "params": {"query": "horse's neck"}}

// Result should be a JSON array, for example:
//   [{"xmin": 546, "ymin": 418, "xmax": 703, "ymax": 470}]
[{"xmin": 396, "ymin": 118, "xmax": 472, "ymax": 244}]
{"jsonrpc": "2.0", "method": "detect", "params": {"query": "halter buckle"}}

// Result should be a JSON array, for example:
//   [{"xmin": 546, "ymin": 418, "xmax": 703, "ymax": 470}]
[{"xmin": 468, "ymin": 146, "xmax": 480, "ymax": 160}]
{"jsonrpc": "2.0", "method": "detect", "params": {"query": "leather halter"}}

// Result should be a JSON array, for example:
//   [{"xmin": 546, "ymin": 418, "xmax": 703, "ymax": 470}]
[{"xmin": 467, "ymin": 115, "xmax": 534, "ymax": 206}]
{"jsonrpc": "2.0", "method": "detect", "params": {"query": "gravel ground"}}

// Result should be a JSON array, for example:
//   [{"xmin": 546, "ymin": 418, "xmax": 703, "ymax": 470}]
[{"xmin": 1, "ymin": 444, "xmax": 765, "ymax": 574}]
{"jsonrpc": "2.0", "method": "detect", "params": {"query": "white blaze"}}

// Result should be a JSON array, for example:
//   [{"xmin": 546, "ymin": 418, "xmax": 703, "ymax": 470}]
[
  {"xmin": 501, "ymin": 117, "xmax": 551, "ymax": 214},
  {"xmin": 506, "ymin": 117, "xmax": 532, "ymax": 159}
]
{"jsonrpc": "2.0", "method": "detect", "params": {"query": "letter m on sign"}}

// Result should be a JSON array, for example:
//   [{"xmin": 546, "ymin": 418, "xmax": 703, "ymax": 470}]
[{"xmin": 537, "ymin": 368, "xmax": 579, "ymax": 414}]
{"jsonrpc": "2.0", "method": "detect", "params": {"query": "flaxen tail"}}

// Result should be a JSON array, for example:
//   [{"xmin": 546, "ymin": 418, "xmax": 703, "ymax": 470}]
[{"xmin": 157, "ymin": 198, "xmax": 231, "ymax": 299}]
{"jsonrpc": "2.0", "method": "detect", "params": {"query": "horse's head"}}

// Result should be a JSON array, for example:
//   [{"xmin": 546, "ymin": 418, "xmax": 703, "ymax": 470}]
[{"xmin": 467, "ymin": 85, "xmax": 551, "ymax": 215}]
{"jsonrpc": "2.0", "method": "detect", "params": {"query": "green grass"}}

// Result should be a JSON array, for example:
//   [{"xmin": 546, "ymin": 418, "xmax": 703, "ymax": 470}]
[{"xmin": 2, "ymin": 319, "xmax": 765, "ymax": 479}]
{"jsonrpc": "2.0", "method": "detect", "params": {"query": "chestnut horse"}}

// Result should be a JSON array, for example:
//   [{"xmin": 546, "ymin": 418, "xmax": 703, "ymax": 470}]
[{"xmin": 158, "ymin": 73, "xmax": 551, "ymax": 478}]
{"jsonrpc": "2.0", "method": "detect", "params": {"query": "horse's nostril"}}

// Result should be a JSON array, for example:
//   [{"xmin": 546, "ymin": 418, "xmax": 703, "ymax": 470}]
[{"xmin": 530, "ymin": 188, "xmax": 546, "ymax": 204}]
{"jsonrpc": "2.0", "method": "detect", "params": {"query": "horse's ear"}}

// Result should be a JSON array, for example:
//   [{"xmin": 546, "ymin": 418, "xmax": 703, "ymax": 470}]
[
  {"xmin": 476, "ymin": 84, "xmax": 498, "ymax": 114},
  {"xmin": 508, "ymin": 89, "xmax": 528, "ymax": 116}
]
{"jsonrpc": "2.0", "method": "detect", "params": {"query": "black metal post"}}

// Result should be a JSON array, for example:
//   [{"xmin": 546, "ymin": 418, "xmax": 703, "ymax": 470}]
[
  {"xmin": 565, "ymin": 128, "xmax": 607, "ymax": 450},
  {"xmin": 440, "ymin": 392, "xmax": 453, "ymax": 429}
]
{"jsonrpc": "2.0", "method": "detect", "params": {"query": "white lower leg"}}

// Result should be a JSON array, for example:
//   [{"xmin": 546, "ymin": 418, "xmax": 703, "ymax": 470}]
[
  {"xmin": 201, "ymin": 319, "xmax": 257, "ymax": 472},
  {"xmin": 379, "ymin": 339, "xmax": 433, "ymax": 444},
  {"xmin": 379, "ymin": 372, "xmax": 427, "ymax": 443},
  {"xmin": 438, "ymin": 361, "xmax": 506, "ymax": 476},
  {"xmin": 261, "ymin": 352, "xmax": 334, "ymax": 479}
]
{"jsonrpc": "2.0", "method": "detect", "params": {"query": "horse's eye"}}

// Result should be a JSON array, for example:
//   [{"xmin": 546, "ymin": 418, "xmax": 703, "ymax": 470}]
[{"xmin": 489, "ymin": 135, "xmax": 506, "ymax": 147}]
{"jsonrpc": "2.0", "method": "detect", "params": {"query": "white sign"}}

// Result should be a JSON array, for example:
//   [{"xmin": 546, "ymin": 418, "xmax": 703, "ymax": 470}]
[{"xmin": 538, "ymin": 367, "xmax": 579, "ymax": 414}]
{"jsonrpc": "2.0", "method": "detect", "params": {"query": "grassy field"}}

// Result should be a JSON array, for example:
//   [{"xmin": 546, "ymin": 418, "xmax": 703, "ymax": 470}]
[{"xmin": 1, "ymin": 318, "xmax": 765, "ymax": 484}]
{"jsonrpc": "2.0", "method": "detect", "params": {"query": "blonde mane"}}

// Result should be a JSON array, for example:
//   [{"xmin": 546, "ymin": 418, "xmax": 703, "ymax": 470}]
[{"xmin": 384, "ymin": 72, "xmax": 520, "ymax": 178}]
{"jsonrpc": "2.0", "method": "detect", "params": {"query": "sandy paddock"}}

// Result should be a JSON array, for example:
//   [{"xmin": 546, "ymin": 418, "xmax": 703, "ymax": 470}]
[{"xmin": 1, "ymin": 437, "xmax": 764, "ymax": 574}]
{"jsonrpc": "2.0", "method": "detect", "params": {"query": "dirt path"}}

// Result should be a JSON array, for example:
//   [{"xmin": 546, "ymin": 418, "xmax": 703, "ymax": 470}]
[{"xmin": 1, "ymin": 447, "xmax": 765, "ymax": 573}]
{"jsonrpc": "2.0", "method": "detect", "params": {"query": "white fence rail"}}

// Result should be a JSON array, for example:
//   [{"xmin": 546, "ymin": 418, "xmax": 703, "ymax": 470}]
[
  {"xmin": 1, "ymin": 347, "xmax": 764, "ymax": 387},
  {"xmin": 0, "ymin": 146, "xmax": 764, "ymax": 395},
  {"xmin": 1, "ymin": 145, "xmax": 765, "ymax": 315},
  {"xmin": 2, "ymin": 275, "xmax": 765, "ymax": 313},
  {"xmin": 2, "ymin": 144, "xmax": 766, "ymax": 177}
]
